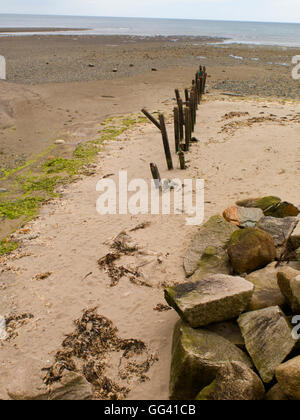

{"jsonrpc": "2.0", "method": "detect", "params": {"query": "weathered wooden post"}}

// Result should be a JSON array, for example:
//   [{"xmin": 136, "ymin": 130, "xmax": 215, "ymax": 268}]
[
  {"xmin": 178, "ymin": 149, "xmax": 186, "ymax": 170},
  {"xmin": 178, "ymin": 98, "xmax": 184, "ymax": 141},
  {"xmin": 150, "ymin": 163, "xmax": 162, "ymax": 189},
  {"xmin": 185, "ymin": 88, "xmax": 189, "ymax": 103},
  {"xmin": 174, "ymin": 106, "xmax": 180, "ymax": 153},
  {"xmin": 141, "ymin": 108, "xmax": 161, "ymax": 130},
  {"xmin": 159, "ymin": 114, "xmax": 173, "ymax": 170},
  {"xmin": 184, "ymin": 106, "xmax": 191, "ymax": 151}
]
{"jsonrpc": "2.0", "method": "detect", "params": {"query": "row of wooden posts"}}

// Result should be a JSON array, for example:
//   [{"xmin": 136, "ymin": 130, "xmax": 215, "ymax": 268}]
[{"xmin": 141, "ymin": 65, "xmax": 207, "ymax": 187}]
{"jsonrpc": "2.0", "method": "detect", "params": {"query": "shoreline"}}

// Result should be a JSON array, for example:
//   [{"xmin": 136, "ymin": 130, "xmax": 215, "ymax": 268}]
[{"xmin": 0, "ymin": 27, "xmax": 88, "ymax": 33}]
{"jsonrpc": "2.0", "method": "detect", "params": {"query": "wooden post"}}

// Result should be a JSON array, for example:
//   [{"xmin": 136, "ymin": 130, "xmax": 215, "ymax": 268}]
[
  {"xmin": 175, "ymin": 89, "xmax": 180, "ymax": 103},
  {"xmin": 174, "ymin": 107, "xmax": 180, "ymax": 153},
  {"xmin": 185, "ymin": 88, "xmax": 189, "ymax": 103},
  {"xmin": 159, "ymin": 114, "xmax": 173, "ymax": 170},
  {"xmin": 178, "ymin": 98, "xmax": 184, "ymax": 141},
  {"xmin": 141, "ymin": 109, "xmax": 161, "ymax": 130},
  {"xmin": 150, "ymin": 163, "xmax": 161, "ymax": 189},
  {"xmin": 184, "ymin": 107, "xmax": 191, "ymax": 151},
  {"xmin": 178, "ymin": 149, "xmax": 186, "ymax": 170},
  {"xmin": 197, "ymin": 77, "xmax": 202, "ymax": 104}
]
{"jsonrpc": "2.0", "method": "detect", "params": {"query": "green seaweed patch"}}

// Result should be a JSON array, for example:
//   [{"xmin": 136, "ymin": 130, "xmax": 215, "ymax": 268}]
[
  {"xmin": 72, "ymin": 143, "xmax": 99, "ymax": 160},
  {"xmin": 21, "ymin": 175, "xmax": 62, "ymax": 196},
  {"xmin": 43, "ymin": 157, "xmax": 83, "ymax": 175},
  {"xmin": 0, "ymin": 197, "xmax": 45, "ymax": 220},
  {"xmin": 0, "ymin": 239, "xmax": 19, "ymax": 256}
]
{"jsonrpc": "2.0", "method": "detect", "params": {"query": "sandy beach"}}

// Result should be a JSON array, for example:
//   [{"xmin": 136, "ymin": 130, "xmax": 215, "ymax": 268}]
[
  {"xmin": 0, "ymin": 33, "xmax": 300, "ymax": 400},
  {"xmin": 0, "ymin": 95, "xmax": 300, "ymax": 399}
]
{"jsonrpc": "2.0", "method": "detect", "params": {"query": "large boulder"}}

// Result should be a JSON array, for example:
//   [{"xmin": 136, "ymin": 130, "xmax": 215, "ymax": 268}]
[
  {"xmin": 276, "ymin": 356, "xmax": 300, "ymax": 400},
  {"xmin": 290, "ymin": 223, "xmax": 300, "ymax": 250},
  {"xmin": 7, "ymin": 358, "xmax": 93, "ymax": 400},
  {"xmin": 170, "ymin": 321, "xmax": 252, "ymax": 400},
  {"xmin": 277, "ymin": 267, "xmax": 300, "ymax": 313},
  {"xmin": 238, "ymin": 306, "xmax": 297, "ymax": 383},
  {"xmin": 265, "ymin": 384, "xmax": 289, "ymax": 400},
  {"xmin": 223, "ymin": 206, "xmax": 263, "ymax": 228},
  {"xmin": 184, "ymin": 215, "xmax": 238, "ymax": 277},
  {"xmin": 257, "ymin": 216, "xmax": 298, "ymax": 258},
  {"xmin": 196, "ymin": 361, "xmax": 265, "ymax": 401},
  {"xmin": 165, "ymin": 274, "xmax": 254, "ymax": 328},
  {"xmin": 227, "ymin": 227, "xmax": 276, "ymax": 275},
  {"xmin": 245, "ymin": 262, "xmax": 286, "ymax": 310},
  {"xmin": 206, "ymin": 321, "xmax": 245, "ymax": 349},
  {"xmin": 236, "ymin": 196, "xmax": 299, "ymax": 218}
]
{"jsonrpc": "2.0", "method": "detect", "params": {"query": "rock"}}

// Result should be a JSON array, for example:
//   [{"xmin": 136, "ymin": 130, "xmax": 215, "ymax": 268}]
[
  {"xmin": 112, "ymin": 68, "xmax": 118, "ymax": 72},
  {"xmin": 196, "ymin": 361, "xmax": 265, "ymax": 400},
  {"xmin": 54, "ymin": 139, "xmax": 66, "ymax": 145},
  {"xmin": 276, "ymin": 356, "xmax": 300, "ymax": 400},
  {"xmin": 269, "ymin": 202, "xmax": 299, "ymax": 218},
  {"xmin": 49, "ymin": 371, "xmax": 93, "ymax": 400},
  {"xmin": 290, "ymin": 223, "xmax": 300, "ymax": 250},
  {"xmin": 257, "ymin": 216, "xmax": 298, "ymax": 258},
  {"xmin": 7, "ymin": 358, "xmax": 92, "ymax": 400},
  {"xmin": 236, "ymin": 196, "xmax": 299, "ymax": 218},
  {"xmin": 170, "ymin": 321, "xmax": 252, "ymax": 400},
  {"xmin": 206, "ymin": 321, "xmax": 245, "ymax": 349},
  {"xmin": 236, "ymin": 196, "xmax": 281, "ymax": 213},
  {"xmin": 246, "ymin": 262, "xmax": 286, "ymax": 310},
  {"xmin": 223, "ymin": 206, "xmax": 263, "ymax": 228},
  {"xmin": 238, "ymin": 306, "xmax": 297, "ymax": 383},
  {"xmin": 88, "ymin": 63, "xmax": 95, "ymax": 67},
  {"xmin": 165, "ymin": 274, "xmax": 254, "ymax": 328},
  {"xmin": 0, "ymin": 188, "xmax": 7, "ymax": 193},
  {"xmin": 277, "ymin": 267, "xmax": 300, "ymax": 313},
  {"xmin": 227, "ymin": 227, "xmax": 276, "ymax": 275},
  {"xmin": 265, "ymin": 384, "xmax": 289, "ymax": 400},
  {"xmin": 184, "ymin": 215, "xmax": 238, "ymax": 277}
]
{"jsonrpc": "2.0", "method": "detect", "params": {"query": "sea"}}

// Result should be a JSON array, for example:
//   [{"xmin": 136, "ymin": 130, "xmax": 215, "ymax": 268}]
[{"xmin": 0, "ymin": 14, "xmax": 300, "ymax": 47}]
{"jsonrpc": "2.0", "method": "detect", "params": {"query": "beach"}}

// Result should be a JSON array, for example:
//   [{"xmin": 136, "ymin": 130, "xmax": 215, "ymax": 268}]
[
  {"xmin": 0, "ymin": 35, "xmax": 299, "ymax": 174},
  {"xmin": 0, "ymin": 32, "xmax": 300, "ymax": 400}
]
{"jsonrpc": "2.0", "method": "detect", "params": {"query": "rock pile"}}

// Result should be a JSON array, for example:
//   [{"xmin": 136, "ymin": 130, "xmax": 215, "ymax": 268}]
[{"xmin": 165, "ymin": 196, "xmax": 300, "ymax": 400}]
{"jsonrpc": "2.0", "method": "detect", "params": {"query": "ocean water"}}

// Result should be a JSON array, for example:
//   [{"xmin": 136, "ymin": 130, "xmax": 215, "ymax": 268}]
[{"xmin": 0, "ymin": 14, "xmax": 300, "ymax": 47}]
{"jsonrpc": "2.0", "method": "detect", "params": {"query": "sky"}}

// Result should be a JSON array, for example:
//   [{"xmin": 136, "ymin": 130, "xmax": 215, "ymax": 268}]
[{"xmin": 1, "ymin": 0, "xmax": 300, "ymax": 24}]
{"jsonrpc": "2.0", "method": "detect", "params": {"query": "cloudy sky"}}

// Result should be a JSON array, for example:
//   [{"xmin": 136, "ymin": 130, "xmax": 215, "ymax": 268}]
[{"xmin": 1, "ymin": 0, "xmax": 300, "ymax": 23}]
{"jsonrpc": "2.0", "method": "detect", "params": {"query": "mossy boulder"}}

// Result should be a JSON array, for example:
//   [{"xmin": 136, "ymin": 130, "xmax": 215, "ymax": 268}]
[
  {"xmin": 236, "ymin": 196, "xmax": 299, "ymax": 218},
  {"xmin": 170, "ymin": 321, "xmax": 252, "ymax": 400},
  {"xmin": 276, "ymin": 356, "xmax": 300, "ymax": 400},
  {"xmin": 227, "ymin": 227, "xmax": 276, "ymax": 275},
  {"xmin": 196, "ymin": 361, "xmax": 265, "ymax": 401},
  {"xmin": 246, "ymin": 262, "xmax": 287, "ymax": 311},
  {"xmin": 165, "ymin": 274, "xmax": 254, "ymax": 328},
  {"xmin": 238, "ymin": 306, "xmax": 297, "ymax": 383},
  {"xmin": 184, "ymin": 215, "xmax": 238, "ymax": 277}
]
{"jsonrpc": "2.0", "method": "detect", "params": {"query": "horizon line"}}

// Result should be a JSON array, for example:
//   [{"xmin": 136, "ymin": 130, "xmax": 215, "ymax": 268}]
[{"xmin": 1, "ymin": 12, "xmax": 300, "ymax": 25}]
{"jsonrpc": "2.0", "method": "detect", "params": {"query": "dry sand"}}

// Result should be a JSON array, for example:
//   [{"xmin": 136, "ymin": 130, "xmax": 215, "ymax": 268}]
[{"xmin": 0, "ymin": 94, "xmax": 300, "ymax": 399}]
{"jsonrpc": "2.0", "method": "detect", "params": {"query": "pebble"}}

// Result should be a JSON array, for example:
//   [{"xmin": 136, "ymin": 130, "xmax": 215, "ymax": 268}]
[
  {"xmin": 0, "ymin": 188, "xmax": 7, "ymax": 193},
  {"xmin": 54, "ymin": 139, "xmax": 66, "ymax": 145}
]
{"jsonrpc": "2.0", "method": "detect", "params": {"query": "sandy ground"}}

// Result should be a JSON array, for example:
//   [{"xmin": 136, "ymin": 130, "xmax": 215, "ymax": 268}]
[{"xmin": 0, "ymin": 95, "xmax": 300, "ymax": 399}]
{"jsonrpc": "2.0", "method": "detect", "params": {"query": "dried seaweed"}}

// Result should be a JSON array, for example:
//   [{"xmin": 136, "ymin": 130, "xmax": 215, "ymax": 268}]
[
  {"xmin": 153, "ymin": 303, "xmax": 172, "ymax": 312},
  {"xmin": 4, "ymin": 313, "xmax": 34, "ymax": 340},
  {"xmin": 43, "ymin": 308, "xmax": 158, "ymax": 400}
]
